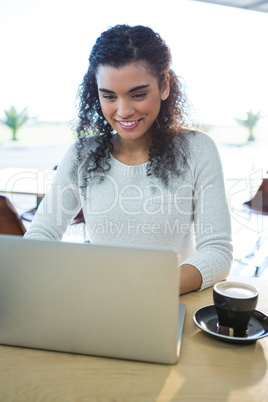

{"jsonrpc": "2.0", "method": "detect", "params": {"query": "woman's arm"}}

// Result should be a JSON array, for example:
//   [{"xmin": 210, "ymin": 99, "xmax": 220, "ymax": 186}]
[
  {"xmin": 24, "ymin": 143, "xmax": 81, "ymax": 241},
  {"xmin": 181, "ymin": 132, "xmax": 233, "ymax": 292}
]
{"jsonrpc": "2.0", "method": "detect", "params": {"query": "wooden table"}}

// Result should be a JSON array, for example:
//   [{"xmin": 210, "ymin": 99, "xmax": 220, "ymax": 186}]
[{"xmin": 0, "ymin": 275, "xmax": 267, "ymax": 401}]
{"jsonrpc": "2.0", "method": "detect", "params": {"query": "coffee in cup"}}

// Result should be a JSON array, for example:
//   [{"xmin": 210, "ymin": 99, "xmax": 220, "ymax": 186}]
[{"xmin": 213, "ymin": 281, "xmax": 258, "ymax": 337}]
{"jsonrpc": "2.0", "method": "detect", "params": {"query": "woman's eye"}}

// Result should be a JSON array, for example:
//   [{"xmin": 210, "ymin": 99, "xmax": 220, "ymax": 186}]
[
  {"xmin": 102, "ymin": 94, "xmax": 116, "ymax": 100},
  {"xmin": 133, "ymin": 93, "xmax": 146, "ymax": 99}
]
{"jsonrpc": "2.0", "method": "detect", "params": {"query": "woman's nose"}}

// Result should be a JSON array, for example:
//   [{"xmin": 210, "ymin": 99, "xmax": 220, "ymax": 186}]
[{"xmin": 117, "ymin": 99, "xmax": 134, "ymax": 118}]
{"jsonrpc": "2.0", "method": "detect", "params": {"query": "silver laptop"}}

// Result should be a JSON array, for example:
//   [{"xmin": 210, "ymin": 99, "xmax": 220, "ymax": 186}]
[{"xmin": 0, "ymin": 235, "xmax": 185, "ymax": 364}]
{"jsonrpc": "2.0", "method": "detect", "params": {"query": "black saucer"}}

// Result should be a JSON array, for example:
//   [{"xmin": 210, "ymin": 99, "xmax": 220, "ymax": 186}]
[{"xmin": 193, "ymin": 305, "xmax": 268, "ymax": 344}]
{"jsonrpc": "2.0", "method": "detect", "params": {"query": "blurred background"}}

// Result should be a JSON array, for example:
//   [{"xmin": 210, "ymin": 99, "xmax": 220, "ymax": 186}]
[{"xmin": 0, "ymin": 0, "xmax": 267, "ymax": 274}]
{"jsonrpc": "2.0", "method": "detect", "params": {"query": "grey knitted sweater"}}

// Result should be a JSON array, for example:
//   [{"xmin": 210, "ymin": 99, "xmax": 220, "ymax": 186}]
[{"xmin": 25, "ymin": 131, "xmax": 233, "ymax": 290}]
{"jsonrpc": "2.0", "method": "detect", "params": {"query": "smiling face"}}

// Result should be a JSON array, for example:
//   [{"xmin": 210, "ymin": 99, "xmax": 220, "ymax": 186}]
[{"xmin": 96, "ymin": 62, "xmax": 170, "ymax": 146}]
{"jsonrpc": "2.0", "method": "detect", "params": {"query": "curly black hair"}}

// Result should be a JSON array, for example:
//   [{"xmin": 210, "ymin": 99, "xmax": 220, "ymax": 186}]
[{"xmin": 75, "ymin": 24, "xmax": 194, "ymax": 186}]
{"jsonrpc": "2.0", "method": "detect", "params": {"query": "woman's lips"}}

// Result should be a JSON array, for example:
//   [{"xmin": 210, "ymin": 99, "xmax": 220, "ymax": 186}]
[{"xmin": 116, "ymin": 119, "xmax": 141, "ymax": 131}]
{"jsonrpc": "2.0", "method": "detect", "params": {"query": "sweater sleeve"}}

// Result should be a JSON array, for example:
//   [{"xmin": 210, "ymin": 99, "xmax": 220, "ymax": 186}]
[
  {"xmin": 183, "ymin": 132, "xmax": 233, "ymax": 290},
  {"xmin": 24, "ymin": 142, "xmax": 81, "ymax": 241}
]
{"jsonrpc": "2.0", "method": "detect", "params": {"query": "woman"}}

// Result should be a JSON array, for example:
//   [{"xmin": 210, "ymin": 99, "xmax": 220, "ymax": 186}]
[{"xmin": 24, "ymin": 24, "xmax": 233, "ymax": 294}]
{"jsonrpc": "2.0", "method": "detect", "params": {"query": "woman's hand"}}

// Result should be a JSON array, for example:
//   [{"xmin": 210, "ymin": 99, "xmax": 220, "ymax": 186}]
[{"xmin": 179, "ymin": 264, "xmax": 202, "ymax": 295}]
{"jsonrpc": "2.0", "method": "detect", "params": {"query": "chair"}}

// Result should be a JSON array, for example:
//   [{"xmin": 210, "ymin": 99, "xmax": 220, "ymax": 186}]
[
  {"xmin": 237, "ymin": 178, "xmax": 268, "ymax": 275},
  {"xmin": 243, "ymin": 178, "xmax": 268, "ymax": 215},
  {"xmin": 0, "ymin": 195, "xmax": 26, "ymax": 236}
]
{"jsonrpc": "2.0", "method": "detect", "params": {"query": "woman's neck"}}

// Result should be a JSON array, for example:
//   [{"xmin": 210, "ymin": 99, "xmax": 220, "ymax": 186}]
[{"xmin": 111, "ymin": 134, "xmax": 151, "ymax": 166}]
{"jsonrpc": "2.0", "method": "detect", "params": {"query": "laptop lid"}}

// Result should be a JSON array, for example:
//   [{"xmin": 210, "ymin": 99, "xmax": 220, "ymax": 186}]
[{"xmin": 0, "ymin": 235, "xmax": 185, "ymax": 364}]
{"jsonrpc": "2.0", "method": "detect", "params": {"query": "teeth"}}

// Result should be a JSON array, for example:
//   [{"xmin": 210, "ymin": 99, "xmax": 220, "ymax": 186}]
[{"xmin": 119, "ymin": 121, "xmax": 138, "ymax": 126}]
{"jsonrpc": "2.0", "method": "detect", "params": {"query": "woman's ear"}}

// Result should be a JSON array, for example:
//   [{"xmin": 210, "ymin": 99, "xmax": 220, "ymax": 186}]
[{"xmin": 161, "ymin": 74, "xmax": 170, "ymax": 101}]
